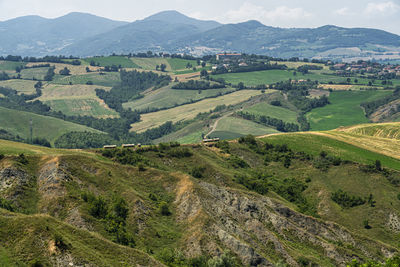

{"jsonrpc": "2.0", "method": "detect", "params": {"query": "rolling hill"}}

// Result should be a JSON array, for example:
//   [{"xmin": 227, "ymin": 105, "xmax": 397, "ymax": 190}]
[
  {"xmin": 0, "ymin": 122, "xmax": 400, "ymax": 266},
  {"xmin": 1, "ymin": 11, "xmax": 400, "ymax": 59}
]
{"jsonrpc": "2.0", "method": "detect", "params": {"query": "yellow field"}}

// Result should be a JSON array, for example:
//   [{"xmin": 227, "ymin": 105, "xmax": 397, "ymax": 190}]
[
  {"xmin": 39, "ymin": 84, "xmax": 111, "ymax": 100},
  {"xmin": 26, "ymin": 63, "xmax": 101, "ymax": 75},
  {"xmin": 0, "ymin": 79, "xmax": 37, "ymax": 94},
  {"xmin": 130, "ymin": 90, "xmax": 265, "ymax": 132},
  {"xmin": 318, "ymin": 84, "xmax": 353, "ymax": 90}
]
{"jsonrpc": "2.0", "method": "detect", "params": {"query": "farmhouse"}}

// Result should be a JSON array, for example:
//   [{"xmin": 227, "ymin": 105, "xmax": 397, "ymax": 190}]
[
  {"xmin": 103, "ymin": 145, "xmax": 117, "ymax": 149},
  {"xmin": 122, "ymin": 144, "xmax": 135, "ymax": 148}
]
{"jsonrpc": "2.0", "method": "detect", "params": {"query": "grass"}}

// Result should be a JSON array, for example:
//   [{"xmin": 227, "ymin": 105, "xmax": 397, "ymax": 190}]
[
  {"xmin": 130, "ymin": 58, "xmax": 171, "ymax": 71},
  {"xmin": 167, "ymin": 58, "xmax": 197, "ymax": 70},
  {"xmin": 0, "ymin": 79, "xmax": 37, "ymax": 94},
  {"xmin": 123, "ymin": 84, "xmax": 236, "ymax": 111},
  {"xmin": 20, "ymin": 67, "xmax": 49, "ymax": 80},
  {"xmin": 37, "ymin": 84, "xmax": 117, "ymax": 118},
  {"xmin": 43, "ymin": 99, "xmax": 118, "ymax": 118},
  {"xmin": 261, "ymin": 132, "xmax": 400, "ymax": 170},
  {"xmin": 307, "ymin": 90, "xmax": 393, "ymax": 131},
  {"xmin": 244, "ymin": 102, "xmax": 299, "ymax": 124},
  {"xmin": 213, "ymin": 69, "xmax": 389, "ymax": 87},
  {"xmin": 339, "ymin": 123, "xmax": 400, "ymax": 140},
  {"xmin": 83, "ymin": 56, "xmax": 140, "ymax": 68},
  {"xmin": 211, "ymin": 116, "xmax": 279, "ymax": 139},
  {"xmin": 0, "ymin": 61, "xmax": 25, "ymax": 71},
  {"xmin": 130, "ymin": 90, "xmax": 263, "ymax": 132},
  {"xmin": 0, "ymin": 106, "xmax": 102, "ymax": 144},
  {"xmin": 52, "ymin": 72, "xmax": 121, "ymax": 87}
]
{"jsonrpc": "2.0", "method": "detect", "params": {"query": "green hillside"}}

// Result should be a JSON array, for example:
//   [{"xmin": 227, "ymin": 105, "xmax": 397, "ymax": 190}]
[
  {"xmin": 1, "ymin": 125, "xmax": 400, "ymax": 266},
  {"xmin": 0, "ymin": 107, "xmax": 102, "ymax": 144}
]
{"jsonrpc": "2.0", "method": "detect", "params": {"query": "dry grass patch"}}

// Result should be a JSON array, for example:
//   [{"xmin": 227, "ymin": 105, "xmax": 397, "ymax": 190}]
[{"xmin": 26, "ymin": 62, "xmax": 101, "ymax": 75}]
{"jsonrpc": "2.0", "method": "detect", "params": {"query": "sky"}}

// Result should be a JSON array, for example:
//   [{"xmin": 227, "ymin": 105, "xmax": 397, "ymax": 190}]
[{"xmin": 0, "ymin": 0, "xmax": 400, "ymax": 34}]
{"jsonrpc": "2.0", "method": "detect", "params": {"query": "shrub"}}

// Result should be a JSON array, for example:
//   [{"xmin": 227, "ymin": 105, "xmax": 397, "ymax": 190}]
[
  {"xmin": 89, "ymin": 196, "xmax": 108, "ymax": 219},
  {"xmin": 159, "ymin": 201, "xmax": 171, "ymax": 216},
  {"xmin": 229, "ymin": 155, "xmax": 249, "ymax": 169},
  {"xmin": 331, "ymin": 190, "xmax": 366, "ymax": 208},
  {"xmin": 54, "ymin": 234, "xmax": 70, "ymax": 251},
  {"xmin": 191, "ymin": 166, "xmax": 206, "ymax": 178},
  {"xmin": 17, "ymin": 153, "xmax": 28, "ymax": 165},
  {"xmin": 0, "ymin": 197, "xmax": 15, "ymax": 212},
  {"xmin": 138, "ymin": 163, "xmax": 146, "ymax": 172},
  {"xmin": 363, "ymin": 220, "xmax": 371, "ymax": 229},
  {"xmin": 167, "ymin": 147, "xmax": 192, "ymax": 158},
  {"xmin": 0, "ymin": 154, "xmax": 4, "ymax": 160}
]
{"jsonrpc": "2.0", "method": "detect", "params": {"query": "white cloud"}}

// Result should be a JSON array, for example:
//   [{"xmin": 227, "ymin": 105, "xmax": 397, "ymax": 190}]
[
  {"xmin": 334, "ymin": 7, "xmax": 354, "ymax": 16},
  {"xmin": 365, "ymin": 1, "xmax": 399, "ymax": 15},
  {"xmin": 218, "ymin": 2, "xmax": 312, "ymax": 26}
]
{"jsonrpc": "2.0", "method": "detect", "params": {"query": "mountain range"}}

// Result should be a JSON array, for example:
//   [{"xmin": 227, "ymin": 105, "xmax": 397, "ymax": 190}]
[{"xmin": 1, "ymin": 10, "xmax": 400, "ymax": 59}]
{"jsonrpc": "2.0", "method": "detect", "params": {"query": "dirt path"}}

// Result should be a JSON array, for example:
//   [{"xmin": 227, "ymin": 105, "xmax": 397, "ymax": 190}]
[{"xmin": 204, "ymin": 112, "xmax": 233, "ymax": 138}]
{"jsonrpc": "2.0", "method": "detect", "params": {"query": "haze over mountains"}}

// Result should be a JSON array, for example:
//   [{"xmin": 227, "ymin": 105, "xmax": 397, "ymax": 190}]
[{"xmin": 1, "ymin": 10, "xmax": 400, "ymax": 60}]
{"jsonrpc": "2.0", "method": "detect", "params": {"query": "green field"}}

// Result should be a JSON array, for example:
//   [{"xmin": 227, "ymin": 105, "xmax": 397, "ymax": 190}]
[
  {"xmin": 167, "ymin": 58, "xmax": 198, "ymax": 71},
  {"xmin": 0, "ymin": 106, "xmax": 102, "ymax": 144},
  {"xmin": 210, "ymin": 116, "xmax": 279, "ymax": 140},
  {"xmin": 262, "ymin": 133, "xmax": 400, "ymax": 170},
  {"xmin": 43, "ymin": 99, "xmax": 118, "ymax": 118},
  {"xmin": 52, "ymin": 72, "xmax": 121, "ymax": 87},
  {"xmin": 20, "ymin": 67, "xmax": 49, "ymax": 80},
  {"xmin": 307, "ymin": 90, "xmax": 393, "ymax": 131},
  {"xmin": 213, "ymin": 69, "xmax": 389, "ymax": 87},
  {"xmin": 0, "ymin": 61, "xmax": 25, "ymax": 71},
  {"xmin": 123, "ymin": 85, "xmax": 236, "ymax": 111},
  {"xmin": 244, "ymin": 102, "xmax": 299, "ymax": 123},
  {"xmin": 131, "ymin": 58, "xmax": 171, "ymax": 71},
  {"xmin": 83, "ymin": 56, "xmax": 139, "ymax": 68},
  {"xmin": 0, "ymin": 79, "xmax": 37, "ymax": 94}
]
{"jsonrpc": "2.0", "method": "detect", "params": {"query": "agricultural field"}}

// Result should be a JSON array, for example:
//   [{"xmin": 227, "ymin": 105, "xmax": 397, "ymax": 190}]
[
  {"xmin": 130, "ymin": 90, "xmax": 264, "ymax": 132},
  {"xmin": 0, "ymin": 60, "xmax": 25, "ymax": 71},
  {"xmin": 167, "ymin": 58, "xmax": 198, "ymax": 71},
  {"xmin": 0, "ymin": 106, "xmax": 102, "ymax": 144},
  {"xmin": 38, "ymin": 84, "xmax": 118, "ymax": 118},
  {"xmin": 271, "ymin": 61, "xmax": 329, "ymax": 70},
  {"xmin": 130, "ymin": 57, "xmax": 171, "ymax": 71},
  {"xmin": 243, "ymin": 102, "xmax": 299, "ymax": 123},
  {"xmin": 83, "ymin": 56, "xmax": 140, "ymax": 68},
  {"xmin": 123, "ymin": 85, "xmax": 236, "ymax": 111},
  {"xmin": 213, "ymin": 69, "xmax": 390, "ymax": 87},
  {"xmin": 209, "ymin": 116, "xmax": 279, "ymax": 139},
  {"xmin": 19, "ymin": 67, "xmax": 49, "ymax": 80},
  {"xmin": 0, "ymin": 79, "xmax": 37, "ymax": 94},
  {"xmin": 307, "ymin": 90, "xmax": 393, "ymax": 131},
  {"xmin": 52, "ymin": 72, "xmax": 121, "ymax": 87}
]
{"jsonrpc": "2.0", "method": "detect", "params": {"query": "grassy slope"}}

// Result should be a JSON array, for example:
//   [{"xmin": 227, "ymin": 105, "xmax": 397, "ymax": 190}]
[
  {"xmin": 38, "ymin": 84, "xmax": 118, "ymax": 118},
  {"xmin": 83, "ymin": 56, "xmax": 139, "ymax": 68},
  {"xmin": 52, "ymin": 72, "xmax": 121, "ymax": 87},
  {"xmin": 131, "ymin": 58, "xmax": 172, "ymax": 71},
  {"xmin": 123, "ymin": 85, "xmax": 236, "ymax": 111},
  {"xmin": 210, "ymin": 116, "xmax": 279, "ymax": 140},
  {"xmin": 244, "ymin": 102, "xmax": 299, "ymax": 124},
  {"xmin": 0, "ymin": 107, "xmax": 103, "ymax": 144},
  {"xmin": 307, "ymin": 90, "xmax": 393, "ymax": 131},
  {"xmin": 20, "ymin": 67, "xmax": 49, "ymax": 80},
  {"xmin": 130, "ymin": 90, "xmax": 263, "ymax": 132},
  {"xmin": 0, "ymin": 61, "xmax": 25, "ymax": 71},
  {"xmin": 0, "ymin": 79, "xmax": 37, "ymax": 94}
]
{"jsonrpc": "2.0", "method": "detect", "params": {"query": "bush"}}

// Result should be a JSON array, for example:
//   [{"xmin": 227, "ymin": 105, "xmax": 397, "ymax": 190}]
[
  {"xmin": 138, "ymin": 163, "xmax": 146, "ymax": 172},
  {"xmin": 54, "ymin": 234, "xmax": 70, "ymax": 251},
  {"xmin": 229, "ymin": 155, "xmax": 249, "ymax": 169},
  {"xmin": 191, "ymin": 166, "xmax": 206, "ymax": 178},
  {"xmin": 0, "ymin": 197, "xmax": 15, "ymax": 212},
  {"xmin": 159, "ymin": 201, "xmax": 171, "ymax": 216},
  {"xmin": 0, "ymin": 154, "xmax": 4, "ymax": 160},
  {"xmin": 17, "ymin": 153, "xmax": 28, "ymax": 165},
  {"xmin": 331, "ymin": 190, "xmax": 366, "ymax": 208},
  {"xmin": 207, "ymin": 251, "xmax": 236, "ymax": 267},
  {"xmin": 89, "ymin": 196, "xmax": 108, "ymax": 219},
  {"xmin": 167, "ymin": 147, "xmax": 193, "ymax": 158}
]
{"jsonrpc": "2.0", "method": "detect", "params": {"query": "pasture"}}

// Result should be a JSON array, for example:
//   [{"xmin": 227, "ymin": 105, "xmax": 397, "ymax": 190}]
[
  {"xmin": 0, "ymin": 61, "xmax": 25, "ymax": 71},
  {"xmin": 38, "ymin": 84, "xmax": 117, "ymax": 118},
  {"xmin": 130, "ymin": 90, "xmax": 263, "ymax": 132},
  {"xmin": 123, "ymin": 85, "xmax": 236, "ymax": 111},
  {"xmin": 0, "ymin": 79, "xmax": 37, "ymax": 94},
  {"xmin": 243, "ymin": 102, "xmax": 299, "ymax": 123},
  {"xmin": 52, "ymin": 72, "xmax": 121, "ymax": 87},
  {"xmin": 83, "ymin": 56, "xmax": 139, "ymax": 68},
  {"xmin": 0, "ymin": 106, "xmax": 102, "ymax": 144},
  {"xmin": 20, "ymin": 67, "xmax": 49, "ymax": 80},
  {"xmin": 131, "ymin": 58, "xmax": 171, "ymax": 71},
  {"xmin": 261, "ymin": 132, "xmax": 400, "ymax": 170},
  {"xmin": 210, "ymin": 116, "xmax": 279, "ymax": 139},
  {"xmin": 306, "ymin": 90, "xmax": 393, "ymax": 131}
]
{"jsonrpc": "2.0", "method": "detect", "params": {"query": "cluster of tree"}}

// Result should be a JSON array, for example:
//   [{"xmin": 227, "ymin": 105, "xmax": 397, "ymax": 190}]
[
  {"xmin": 44, "ymin": 66, "xmax": 56, "ymax": 81},
  {"xmin": 347, "ymin": 256, "xmax": 400, "ymax": 267},
  {"xmin": 59, "ymin": 67, "xmax": 70, "ymax": 76},
  {"xmin": 81, "ymin": 192, "xmax": 135, "ymax": 247},
  {"xmin": 156, "ymin": 64, "xmax": 167, "ymax": 72},
  {"xmin": 172, "ymin": 80, "xmax": 225, "ymax": 90},
  {"xmin": 101, "ymin": 65, "xmax": 120, "ymax": 72},
  {"xmin": 0, "ymin": 129, "xmax": 24, "ymax": 143},
  {"xmin": 361, "ymin": 87, "xmax": 400, "ymax": 117},
  {"xmin": 297, "ymin": 64, "xmax": 323, "ymax": 74},
  {"xmin": 54, "ymin": 131, "xmax": 115, "ymax": 149},
  {"xmin": 0, "ymin": 71, "xmax": 10, "ymax": 81},
  {"xmin": 331, "ymin": 190, "xmax": 366, "ymax": 208},
  {"xmin": 236, "ymin": 111, "xmax": 300, "ymax": 132},
  {"xmin": 312, "ymin": 151, "xmax": 342, "ymax": 171}
]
